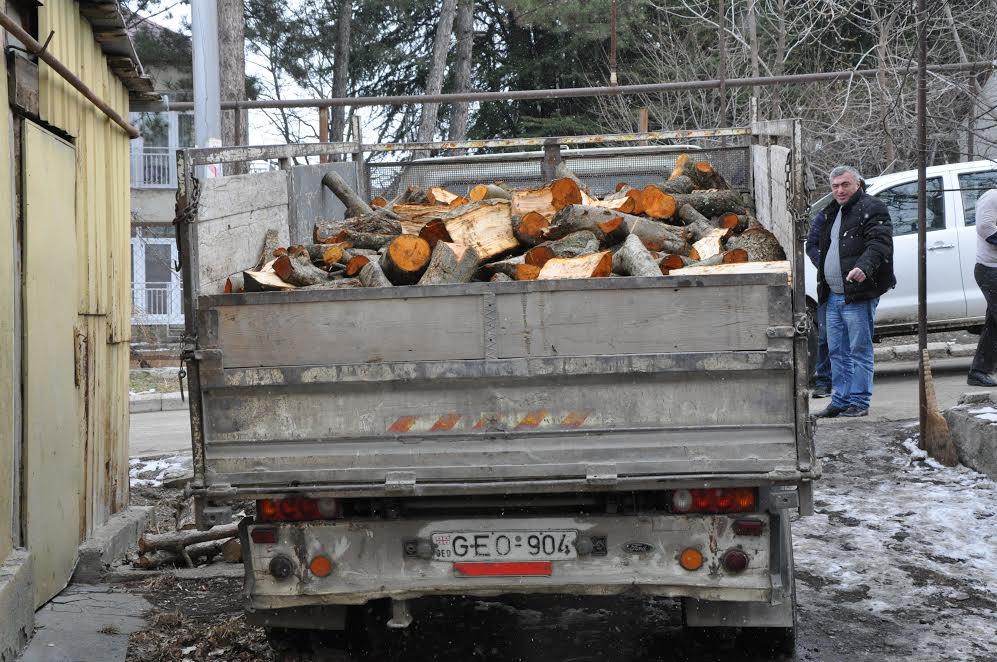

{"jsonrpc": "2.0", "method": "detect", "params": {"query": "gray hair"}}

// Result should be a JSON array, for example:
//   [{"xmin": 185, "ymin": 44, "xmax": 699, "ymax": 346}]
[{"xmin": 829, "ymin": 165, "xmax": 863, "ymax": 183}]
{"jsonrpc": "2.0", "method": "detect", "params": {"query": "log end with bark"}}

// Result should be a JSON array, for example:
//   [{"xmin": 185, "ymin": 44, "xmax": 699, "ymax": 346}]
[{"xmin": 379, "ymin": 234, "xmax": 432, "ymax": 285}]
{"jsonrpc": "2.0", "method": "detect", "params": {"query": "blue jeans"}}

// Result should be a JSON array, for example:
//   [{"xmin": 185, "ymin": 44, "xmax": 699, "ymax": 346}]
[
  {"xmin": 815, "ymin": 302, "xmax": 831, "ymax": 389},
  {"xmin": 825, "ymin": 293, "xmax": 879, "ymax": 410}
]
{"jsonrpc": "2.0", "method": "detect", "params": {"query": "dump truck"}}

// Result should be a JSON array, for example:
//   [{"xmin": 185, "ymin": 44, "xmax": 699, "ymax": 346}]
[{"xmin": 175, "ymin": 120, "xmax": 816, "ymax": 656}]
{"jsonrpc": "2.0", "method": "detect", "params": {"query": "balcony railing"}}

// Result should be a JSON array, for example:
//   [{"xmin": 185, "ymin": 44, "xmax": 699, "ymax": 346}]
[
  {"xmin": 132, "ymin": 281, "xmax": 184, "ymax": 325},
  {"xmin": 131, "ymin": 146, "xmax": 176, "ymax": 188}
]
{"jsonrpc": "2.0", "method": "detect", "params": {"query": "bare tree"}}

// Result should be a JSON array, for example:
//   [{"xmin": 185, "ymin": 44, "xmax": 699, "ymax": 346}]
[
  {"xmin": 447, "ymin": 0, "xmax": 475, "ymax": 141},
  {"xmin": 331, "ymin": 0, "xmax": 353, "ymax": 145},
  {"xmin": 415, "ymin": 0, "xmax": 459, "ymax": 155},
  {"xmin": 217, "ymin": 0, "xmax": 247, "ymax": 174}
]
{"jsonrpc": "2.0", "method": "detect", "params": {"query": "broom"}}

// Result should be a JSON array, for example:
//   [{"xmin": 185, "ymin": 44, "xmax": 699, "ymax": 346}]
[{"xmin": 920, "ymin": 349, "xmax": 959, "ymax": 466}]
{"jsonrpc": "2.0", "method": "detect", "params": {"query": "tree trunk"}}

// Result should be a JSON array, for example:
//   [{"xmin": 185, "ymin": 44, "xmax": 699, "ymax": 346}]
[
  {"xmin": 612, "ymin": 234, "xmax": 661, "ymax": 277},
  {"xmin": 418, "ymin": 242, "xmax": 480, "ymax": 285},
  {"xmin": 544, "ymin": 205, "xmax": 631, "ymax": 243},
  {"xmin": 678, "ymin": 204, "xmax": 723, "ymax": 242},
  {"xmin": 447, "ymin": 0, "xmax": 475, "ymax": 142},
  {"xmin": 418, "ymin": 218, "xmax": 454, "ymax": 249},
  {"xmin": 649, "ymin": 176, "xmax": 695, "ymax": 195},
  {"xmin": 273, "ymin": 253, "xmax": 329, "ymax": 287},
  {"xmin": 331, "ymin": 0, "xmax": 352, "ymax": 147},
  {"xmin": 326, "ymin": 230, "xmax": 397, "ymax": 250},
  {"xmin": 537, "ymin": 251, "xmax": 613, "ymax": 280},
  {"xmin": 621, "ymin": 216, "xmax": 689, "ymax": 254},
  {"xmin": 134, "ymin": 540, "xmax": 225, "ymax": 570},
  {"xmin": 414, "ymin": 0, "xmax": 459, "ymax": 158},
  {"xmin": 726, "ymin": 227, "xmax": 786, "ymax": 262},
  {"xmin": 438, "ymin": 200, "xmax": 518, "ymax": 260},
  {"xmin": 359, "ymin": 260, "xmax": 392, "ymax": 287},
  {"xmin": 217, "ymin": 0, "xmax": 247, "ymax": 175},
  {"xmin": 139, "ymin": 524, "xmax": 240, "ymax": 555},
  {"xmin": 379, "ymin": 235, "xmax": 432, "ymax": 285},
  {"xmin": 322, "ymin": 171, "xmax": 379, "ymax": 218},
  {"xmin": 648, "ymin": 191, "xmax": 746, "ymax": 221},
  {"xmin": 511, "ymin": 186, "xmax": 556, "ymax": 220},
  {"xmin": 535, "ymin": 230, "xmax": 600, "ymax": 258}
]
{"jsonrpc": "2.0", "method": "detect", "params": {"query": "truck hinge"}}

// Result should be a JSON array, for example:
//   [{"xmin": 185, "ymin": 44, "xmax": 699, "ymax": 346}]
[
  {"xmin": 385, "ymin": 472, "xmax": 416, "ymax": 493},
  {"xmin": 586, "ymin": 465, "xmax": 618, "ymax": 486}
]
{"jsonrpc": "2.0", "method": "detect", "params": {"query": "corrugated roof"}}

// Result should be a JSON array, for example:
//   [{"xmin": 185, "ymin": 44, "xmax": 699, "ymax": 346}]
[{"xmin": 77, "ymin": 0, "xmax": 156, "ymax": 99}]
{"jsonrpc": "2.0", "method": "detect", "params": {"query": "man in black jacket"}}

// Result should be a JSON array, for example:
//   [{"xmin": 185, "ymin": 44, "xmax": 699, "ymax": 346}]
[{"xmin": 814, "ymin": 166, "xmax": 895, "ymax": 418}]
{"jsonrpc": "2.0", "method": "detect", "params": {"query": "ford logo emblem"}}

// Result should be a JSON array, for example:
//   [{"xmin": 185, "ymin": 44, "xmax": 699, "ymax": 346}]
[{"xmin": 623, "ymin": 542, "xmax": 654, "ymax": 554}]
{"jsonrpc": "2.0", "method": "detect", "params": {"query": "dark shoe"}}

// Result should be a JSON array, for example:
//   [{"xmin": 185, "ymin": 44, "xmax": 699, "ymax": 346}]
[
  {"xmin": 814, "ymin": 404, "xmax": 846, "ymax": 418},
  {"xmin": 812, "ymin": 385, "xmax": 832, "ymax": 399},
  {"xmin": 967, "ymin": 371, "xmax": 997, "ymax": 387},
  {"xmin": 840, "ymin": 406, "xmax": 869, "ymax": 418}
]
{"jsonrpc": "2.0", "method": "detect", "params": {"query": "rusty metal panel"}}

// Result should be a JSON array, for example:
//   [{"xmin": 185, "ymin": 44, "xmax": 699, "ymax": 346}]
[
  {"xmin": 0, "ymin": 48, "xmax": 16, "ymax": 563},
  {"xmin": 23, "ymin": 121, "xmax": 81, "ymax": 607}
]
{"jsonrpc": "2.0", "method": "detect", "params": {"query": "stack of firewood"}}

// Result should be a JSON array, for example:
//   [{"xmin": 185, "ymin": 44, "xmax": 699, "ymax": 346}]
[
  {"xmin": 223, "ymin": 154, "xmax": 786, "ymax": 293},
  {"xmin": 133, "ymin": 523, "xmax": 242, "ymax": 569}
]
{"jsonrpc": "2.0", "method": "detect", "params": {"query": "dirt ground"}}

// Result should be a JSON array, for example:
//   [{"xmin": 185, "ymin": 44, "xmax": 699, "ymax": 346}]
[{"xmin": 124, "ymin": 419, "xmax": 996, "ymax": 662}]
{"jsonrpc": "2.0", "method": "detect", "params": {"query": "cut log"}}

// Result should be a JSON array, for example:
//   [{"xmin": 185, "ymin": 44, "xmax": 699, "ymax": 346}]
[
  {"xmin": 514, "ymin": 211, "xmax": 551, "ymax": 246},
  {"xmin": 725, "ymin": 227, "xmax": 786, "ymax": 262},
  {"xmin": 418, "ymin": 242, "xmax": 480, "ymax": 285},
  {"xmin": 554, "ymin": 162, "xmax": 585, "ymax": 187},
  {"xmin": 659, "ymin": 254, "xmax": 697, "ymax": 270},
  {"xmin": 321, "ymin": 171, "xmax": 378, "ymax": 218},
  {"xmin": 371, "ymin": 196, "xmax": 389, "ymax": 208},
  {"xmin": 678, "ymin": 204, "xmax": 725, "ymax": 243},
  {"xmin": 524, "ymin": 245, "xmax": 556, "ymax": 268},
  {"xmin": 328, "ymin": 230, "xmax": 396, "ymax": 250},
  {"xmin": 538, "ymin": 251, "xmax": 612, "ymax": 280},
  {"xmin": 439, "ymin": 200, "xmax": 518, "ymax": 260},
  {"xmin": 670, "ymin": 260, "xmax": 791, "ymax": 278},
  {"xmin": 694, "ymin": 248, "xmax": 750, "ymax": 267},
  {"xmin": 399, "ymin": 185, "xmax": 429, "ymax": 204},
  {"xmin": 481, "ymin": 255, "xmax": 541, "ymax": 281},
  {"xmin": 669, "ymin": 153, "xmax": 699, "ymax": 183},
  {"xmin": 427, "ymin": 186, "xmax": 460, "ymax": 205},
  {"xmin": 344, "ymin": 255, "xmax": 371, "ymax": 277},
  {"xmin": 612, "ymin": 234, "xmax": 662, "ymax": 277},
  {"xmin": 242, "ymin": 269, "xmax": 294, "ymax": 292},
  {"xmin": 322, "ymin": 244, "xmax": 348, "ymax": 267},
  {"xmin": 255, "ymin": 229, "xmax": 282, "ymax": 270},
  {"xmin": 139, "ymin": 523, "xmax": 240, "ymax": 555},
  {"xmin": 690, "ymin": 228, "xmax": 728, "ymax": 261},
  {"xmin": 469, "ymin": 184, "xmax": 513, "ymax": 202},
  {"xmin": 222, "ymin": 538, "xmax": 242, "ymax": 564},
  {"xmin": 273, "ymin": 253, "xmax": 329, "ymax": 287},
  {"xmin": 585, "ymin": 195, "xmax": 636, "ymax": 214},
  {"xmin": 545, "ymin": 205, "xmax": 631, "ymax": 244},
  {"xmin": 359, "ymin": 260, "xmax": 392, "ymax": 288},
  {"xmin": 449, "ymin": 196, "xmax": 470, "ymax": 207},
  {"xmin": 490, "ymin": 272, "xmax": 513, "ymax": 282},
  {"xmin": 551, "ymin": 176, "xmax": 583, "ymax": 211},
  {"xmin": 535, "ymin": 230, "xmax": 600, "ymax": 258},
  {"xmin": 640, "ymin": 186, "xmax": 678, "ymax": 220},
  {"xmin": 391, "ymin": 203, "xmax": 450, "ymax": 226},
  {"xmin": 693, "ymin": 160, "xmax": 730, "ymax": 190},
  {"xmin": 224, "ymin": 273, "xmax": 245, "ymax": 294},
  {"xmin": 648, "ymin": 175, "xmax": 696, "ymax": 196},
  {"xmin": 134, "ymin": 540, "xmax": 225, "ymax": 570},
  {"xmin": 511, "ymin": 186, "xmax": 556, "ymax": 220},
  {"xmin": 622, "ymin": 216, "xmax": 691, "ymax": 255},
  {"xmin": 418, "ymin": 218, "xmax": 454, "ymax": 249},
  {"xmin": 669, "ymin": 191, "xmax": 746, "ymax": 219},
  {"xmin": 379, "ymin": 235, "xmax": 432, "ymax": 285},
  {"xmin": 299, "ymin": 278, "xmax": 362, "ymax": 290}
]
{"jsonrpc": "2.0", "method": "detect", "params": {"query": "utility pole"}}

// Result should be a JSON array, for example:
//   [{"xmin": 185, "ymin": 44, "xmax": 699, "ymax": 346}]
[
  {"xmin": 916, "ymin": 0, "xmax": 928, "ymax": 444},
  {"xmin": 192, "ymin": 0, "xmax": 222, "ymax": 178},
  {"xmin": 217, "ymin": 0, "xmax": 247, "ymax": 174},
  {"xmin": 609, "ymin": 0, "xmax": 618, "ymax": 85},
  {"xmin": 717, "ymin": 0, "xmax": 728, "ymax": 128}
]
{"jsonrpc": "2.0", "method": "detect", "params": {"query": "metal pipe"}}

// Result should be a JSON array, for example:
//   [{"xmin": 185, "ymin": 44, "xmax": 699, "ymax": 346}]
[
  {"xmin": 0, "ymin": 10, "xmax": 140, "ymax": 138},
  {"xmin": 135, "ymin": 61, "xmax": 996, "ymax": 113},
  {"xmin": 192, "ymin": 0, "xmax": 222, "ymax": 177},
  {"xmin": 916, "ymin": 0, "xmax": 929, "ymax": 442}
]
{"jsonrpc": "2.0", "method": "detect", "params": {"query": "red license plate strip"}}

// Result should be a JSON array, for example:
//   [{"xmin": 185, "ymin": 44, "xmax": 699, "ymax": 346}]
[{"xmin": 454, "ymin": 561, "xmax": 553, "ymax": 577}]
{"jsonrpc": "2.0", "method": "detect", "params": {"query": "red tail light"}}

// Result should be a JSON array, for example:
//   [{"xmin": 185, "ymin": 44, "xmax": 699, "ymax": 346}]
[
  {"xmin": 257, "ymin": 498, "xmax": 340, "ymax": 522},
  {"xmin": 670, "ymin": 488, "xmax": 757, "ymax": 514}
]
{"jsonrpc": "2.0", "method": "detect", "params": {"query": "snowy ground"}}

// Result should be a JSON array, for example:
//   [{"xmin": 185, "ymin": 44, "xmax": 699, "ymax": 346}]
[
  {"xmin": 122, "ymin": 419, "xmax": 996, "ymax": 661},
  {"xmin": 129, "ymin": 454, "xmax": 192, "ymax": 488}
]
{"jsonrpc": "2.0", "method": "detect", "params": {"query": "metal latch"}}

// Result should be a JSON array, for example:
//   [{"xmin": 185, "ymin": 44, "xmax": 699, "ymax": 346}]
[
  {"xmin": 768, "ymin": 488, "xmax": 799, "ymax": 511},
  {"xmin": 385, "ymin": 472, "xmax": 416, "ymax": 492},
  {"xmin": 766, "ymin": 326, "xmax": 795, "ymax": 339},
  {"xmin": 586, "ymin": 465, "xmax": 618, "ymax": 486}
]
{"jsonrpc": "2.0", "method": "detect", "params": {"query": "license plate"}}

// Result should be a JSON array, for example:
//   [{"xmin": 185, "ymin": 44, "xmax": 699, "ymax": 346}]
[{"xmin": 431, "ymin": 530, "xmax": 578, "ymax": 561}]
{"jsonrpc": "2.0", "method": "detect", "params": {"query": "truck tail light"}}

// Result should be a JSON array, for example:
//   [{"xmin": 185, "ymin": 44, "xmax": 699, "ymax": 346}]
[
  {"xmin": 669, "ymin": 488, "xmax": 757, "ymax": 514},
  {"xmin": 721, "ymin": 548, "xmax": 749, "ymax": 573},
  {"xmin": 257, "ymin": 498, "xmax": 341, "ymax": 522}
]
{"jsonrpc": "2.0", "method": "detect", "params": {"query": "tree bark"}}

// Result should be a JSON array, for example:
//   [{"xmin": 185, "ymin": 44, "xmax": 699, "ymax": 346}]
[
  {"xmin": 418, "ymin": 242, "xmax": 480, "ymax": 285},
  {"xmin": 325, "ymin": 230, "xmax": 396, "ymax": 250},
  {"xmin": 322, "ymin": 171, "xmax": 379, "ymax": 218},
  {"xmin": 379, "ymin": 235, "xmax": 432, "ymax": 285},
  {"xmin": 139, "ymin": 524, "xmax": 240, "ymax": 555},
  {"xmin": 469, "ymin": 184, "xmax": 513, "ymax": 201},
  {"xmin": 535, "ymin": 230, "xmax": 600, "ymax": 258},
  {"xmin": 726, "ymin": 227, "xmax": 786, "ymax": 262},
  {"xmin": 612, "ymin": 234, "xmax": 661, "ymax": 277},
  {"xmin": 134, "ymin": 540, "xmax": 225, "ymax": 570},
  {"xmin": 447, "ymin": 0, "xmax": 475, "ymax": 142},
  {"xmin": 414, "ymin": 0, "xmax": 459, "ymax": 157},
  {"xmin": 273, "ymin": 253, "xmax": 329, "ymax": 286},
  {"xmin": 621, "ymin": 216, "xmax": 689, "ymax": 254},
  {"xmin": 544, "ymin": 205, "xmax": 631, "ymax": 243},
  {"xmin": 331, "ymin": 0, "xmax": 352, "ymax": 147},
  {"xmin": 359, "ymin": 260, "xmax": 392, "ymax": 287},
  {"xmin": 480, "ymin": 255, "xmax": 539, "ymax": 281},
  {"xmin": 513, "ymin": 211, "xmax": 551, "ymax": 246},
  {"xmin": 255, "ymin": 229, "xmax": 282, "ymax": 270},
  {"xmin": 217, "ymin": 0, "xmax": 247, "ymax": 175}
]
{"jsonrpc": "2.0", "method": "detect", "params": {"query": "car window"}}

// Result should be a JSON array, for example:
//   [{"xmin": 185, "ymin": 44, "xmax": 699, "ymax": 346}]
[
  {"xmin": 875, "ymin": 177, "xmax": 946, "ymax": 236},
  {"xmin": 958, "ymin": 169, "xmax": 997, "ymax": 226}
]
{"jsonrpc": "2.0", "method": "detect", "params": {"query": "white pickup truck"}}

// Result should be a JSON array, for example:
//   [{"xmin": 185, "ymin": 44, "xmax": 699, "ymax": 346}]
[{"xmin": 805, "ymin": 159, "xmax": 997, "ymax": 336}]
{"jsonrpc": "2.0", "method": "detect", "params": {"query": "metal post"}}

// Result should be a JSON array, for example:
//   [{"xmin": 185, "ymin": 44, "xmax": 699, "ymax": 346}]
[
  {"xmin": 609, "ymin": 0, "xmax": 618, "ymax": 85},
  {"xmin": 542, "ymin": 142, "xmax": 562, "ymax": 183},
  {"xmin": 916, "ymin": 0, "xmax": 928, "ymax": 444},
  {"xmin": 350, "ymin": 115, "xmax": 368, "ymax": 200},
  {"xmin": 192, "ymin": 0, "xmax": 223, "ymax": 178},
  {"xmin": 319, "ymin": 106, "xmax": 330, "ymax": 164},
  {"xmin": 717, "ymin": 0, "xmax": 728, "ymax": 128}
]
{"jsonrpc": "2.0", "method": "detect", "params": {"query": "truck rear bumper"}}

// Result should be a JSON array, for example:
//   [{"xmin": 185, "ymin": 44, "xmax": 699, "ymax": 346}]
[{"xmin": 241, "ymin": 512, "xmax": 780, "ymax": 611}]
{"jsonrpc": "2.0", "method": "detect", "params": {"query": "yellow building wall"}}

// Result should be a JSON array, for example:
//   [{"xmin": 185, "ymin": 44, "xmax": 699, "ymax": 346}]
[
  {"xmin": 0, "ymin": 34, "xmax": 15, "ymax": 565},
  {"xmin": 36, "ymin": 0, "xmax": 133, "ymax": 539}
]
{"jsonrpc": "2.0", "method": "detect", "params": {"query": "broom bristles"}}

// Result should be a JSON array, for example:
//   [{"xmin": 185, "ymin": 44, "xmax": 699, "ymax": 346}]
[{"xmin": 921, "ymin": 350, "xmax": 960, "ymax": 466}]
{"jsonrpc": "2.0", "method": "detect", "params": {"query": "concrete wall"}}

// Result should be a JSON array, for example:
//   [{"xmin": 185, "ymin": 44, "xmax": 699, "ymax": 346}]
[{"xmin": 131, "ymin": 187, "xmax": 178, "ymax": 225}]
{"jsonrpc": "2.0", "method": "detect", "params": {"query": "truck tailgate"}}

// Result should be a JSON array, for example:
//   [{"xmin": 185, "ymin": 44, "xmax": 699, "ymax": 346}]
[{"xmin": 193, "ymin": 272, "xmax": 801, "ymax": 496}]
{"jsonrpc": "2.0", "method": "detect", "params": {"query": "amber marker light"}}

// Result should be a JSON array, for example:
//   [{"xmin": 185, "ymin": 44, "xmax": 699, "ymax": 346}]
[
  {"xmin": 679, "ymin": 547, "xmax": 704, "ymax": 571},
  {"xmin": 309, "ymin": 555, "xmax": 333, "ymax": 577}
]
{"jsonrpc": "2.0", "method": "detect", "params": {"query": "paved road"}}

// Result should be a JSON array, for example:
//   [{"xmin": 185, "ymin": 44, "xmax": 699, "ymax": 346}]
[{"xmin": 129, "ymin": 359, "xmax": 983, "ymax": 458}]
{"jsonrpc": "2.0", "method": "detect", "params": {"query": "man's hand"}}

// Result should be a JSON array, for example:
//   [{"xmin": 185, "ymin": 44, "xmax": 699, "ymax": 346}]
[{"xmin": 846, "ymin": 267, "xmax": 866, "ymax": 283}]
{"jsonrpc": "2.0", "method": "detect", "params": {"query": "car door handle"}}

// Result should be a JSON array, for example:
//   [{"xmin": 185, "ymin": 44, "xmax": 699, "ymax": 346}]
[{"xmin": 928, "ymin": 243, "xmax": 956, "ymax": 250}]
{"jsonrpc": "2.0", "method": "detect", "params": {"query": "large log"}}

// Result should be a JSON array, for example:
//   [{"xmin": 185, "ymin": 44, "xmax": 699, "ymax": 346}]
[
  {"xmin": 537, "ymin": 251, "xmax": 612, "ymax": 280},
  {"xmin": 299, "ymin": 278, "xmax": 362, "ymax": 291},
  {"xmin": 273, "ymin": 253, "xmax": 329, "ymax": 287},
  {"xmin": 469, "ymin": 184, "xmax": 512, "ymax": 202},
  {"xmin": 359, "ymin": 260, "xmax": 392, "ymax": 288},
  {"xmin": 480, "ymin": 255, "xmax": 540, "ymax": 281},
  {"xmin": 379, "ymin": 234, "xmax": 432, "ymax": 285},
  {"xmin": 134, "ymin": 540, "xmax": 225, "ymax": 570},
  {"xmin": 139, "ymin": 523, "xmax": 240, "ymax": 555},
  {"xmin": 544, "ymin": 205, "xmax": 630, "ymax": 244},
  {"xmin": 678, "ymin": 204, "xmax": 724, "ymax": 242},
  {"xmin": 439, "ymin": 200, "xmax": 518, "ymax": 260},
  {"xmin": 612, "ymin": 234, "xmax": 662, "ymax": 277},
  {"xmin": 622, "ymin": 216, "xmax": 691, "ymax": 255},
  {"xmin": 242, "ymin": 269, "xmax": 294, "ymax": 292},
  {"xmin": 511, "ymin": 186, "xmax": 556, "ymax": 220},
  {"xmin": 321, "ymin": 171, "xmax": 386, "ymax": 218},
  {"xmin": 725, "ymin": 227, "xmax": 786, "ymax": 262},
  {"xmin": 513, "ymin": 211, "xmax": 550, "ymax": 246},
  {"xmin": 670, "ymin": 191, "xmax": 746, "ymax": 218},
  {"xmin": 327, "ymin": 229, "xmax": 396, "ymax": 250},
  {"xmin": 647, "ymin": 176, "xmax": 695, "ymax": 196},
  {"xmin": 418, "ymin": 242, "xmax": 480, "ymax": 285},
  {"xmin": 690, "ymin": 228, "xmax": 728, "ymax": 261},
  {"xmin": 535, "ymin": 230, "xmax": 601, "ymax": 258},
  {"xmin": 418, "ymin": 218, "xmax": 454, "ymax": 249},
  {"xmin": 255, "ymin": 228, "xmax": 283, "ymax": 270}
]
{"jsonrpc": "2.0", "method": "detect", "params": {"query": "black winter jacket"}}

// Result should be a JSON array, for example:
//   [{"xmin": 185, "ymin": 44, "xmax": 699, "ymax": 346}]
[{"xmin": 817, "ymin": 190, "xmax": 895, "ymax": 304}]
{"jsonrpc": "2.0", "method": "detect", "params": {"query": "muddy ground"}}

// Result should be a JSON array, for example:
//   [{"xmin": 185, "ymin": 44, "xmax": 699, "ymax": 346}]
[{"xmin": 124, "ymin": 419, "xmax": 996, "ymax": 662}]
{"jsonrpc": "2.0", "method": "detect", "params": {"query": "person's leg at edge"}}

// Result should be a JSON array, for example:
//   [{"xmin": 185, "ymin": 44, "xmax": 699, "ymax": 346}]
[
  {"xmin": 815, "ymin": 301, "xmax": 832, "ymax": 392},
  {"xmin": 825, "ymin": 293, "xmax": 854, "ymax": 411},
  {"xmin": 970, "ymin": 263, "xmax": 997, "ymax": 377},
  {"xmin": 843, "ymin": 297, "xmax": 878, "ymax": 411}
]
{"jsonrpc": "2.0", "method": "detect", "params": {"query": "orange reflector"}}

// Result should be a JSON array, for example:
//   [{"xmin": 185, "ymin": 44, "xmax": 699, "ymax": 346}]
[
  {"xmin": 309, "ymin": 555, "xmax": 333, "ymax": 577},
  {"xmin": 454, "ymin": 562, "xmax": 552, "ymax": 577},
  {"xmin": 679, "ymin": 548, "xmax": 704, "ymax": 571}
]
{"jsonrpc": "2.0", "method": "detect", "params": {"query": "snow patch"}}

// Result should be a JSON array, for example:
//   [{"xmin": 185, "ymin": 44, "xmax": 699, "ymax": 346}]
[
  {"xmin": 129, "ymin": 455, "xmax": 191, "ymax": 487},
  {"xmin": 968, "ymin": 406, "xmax": 997, "ymax": 423}
]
